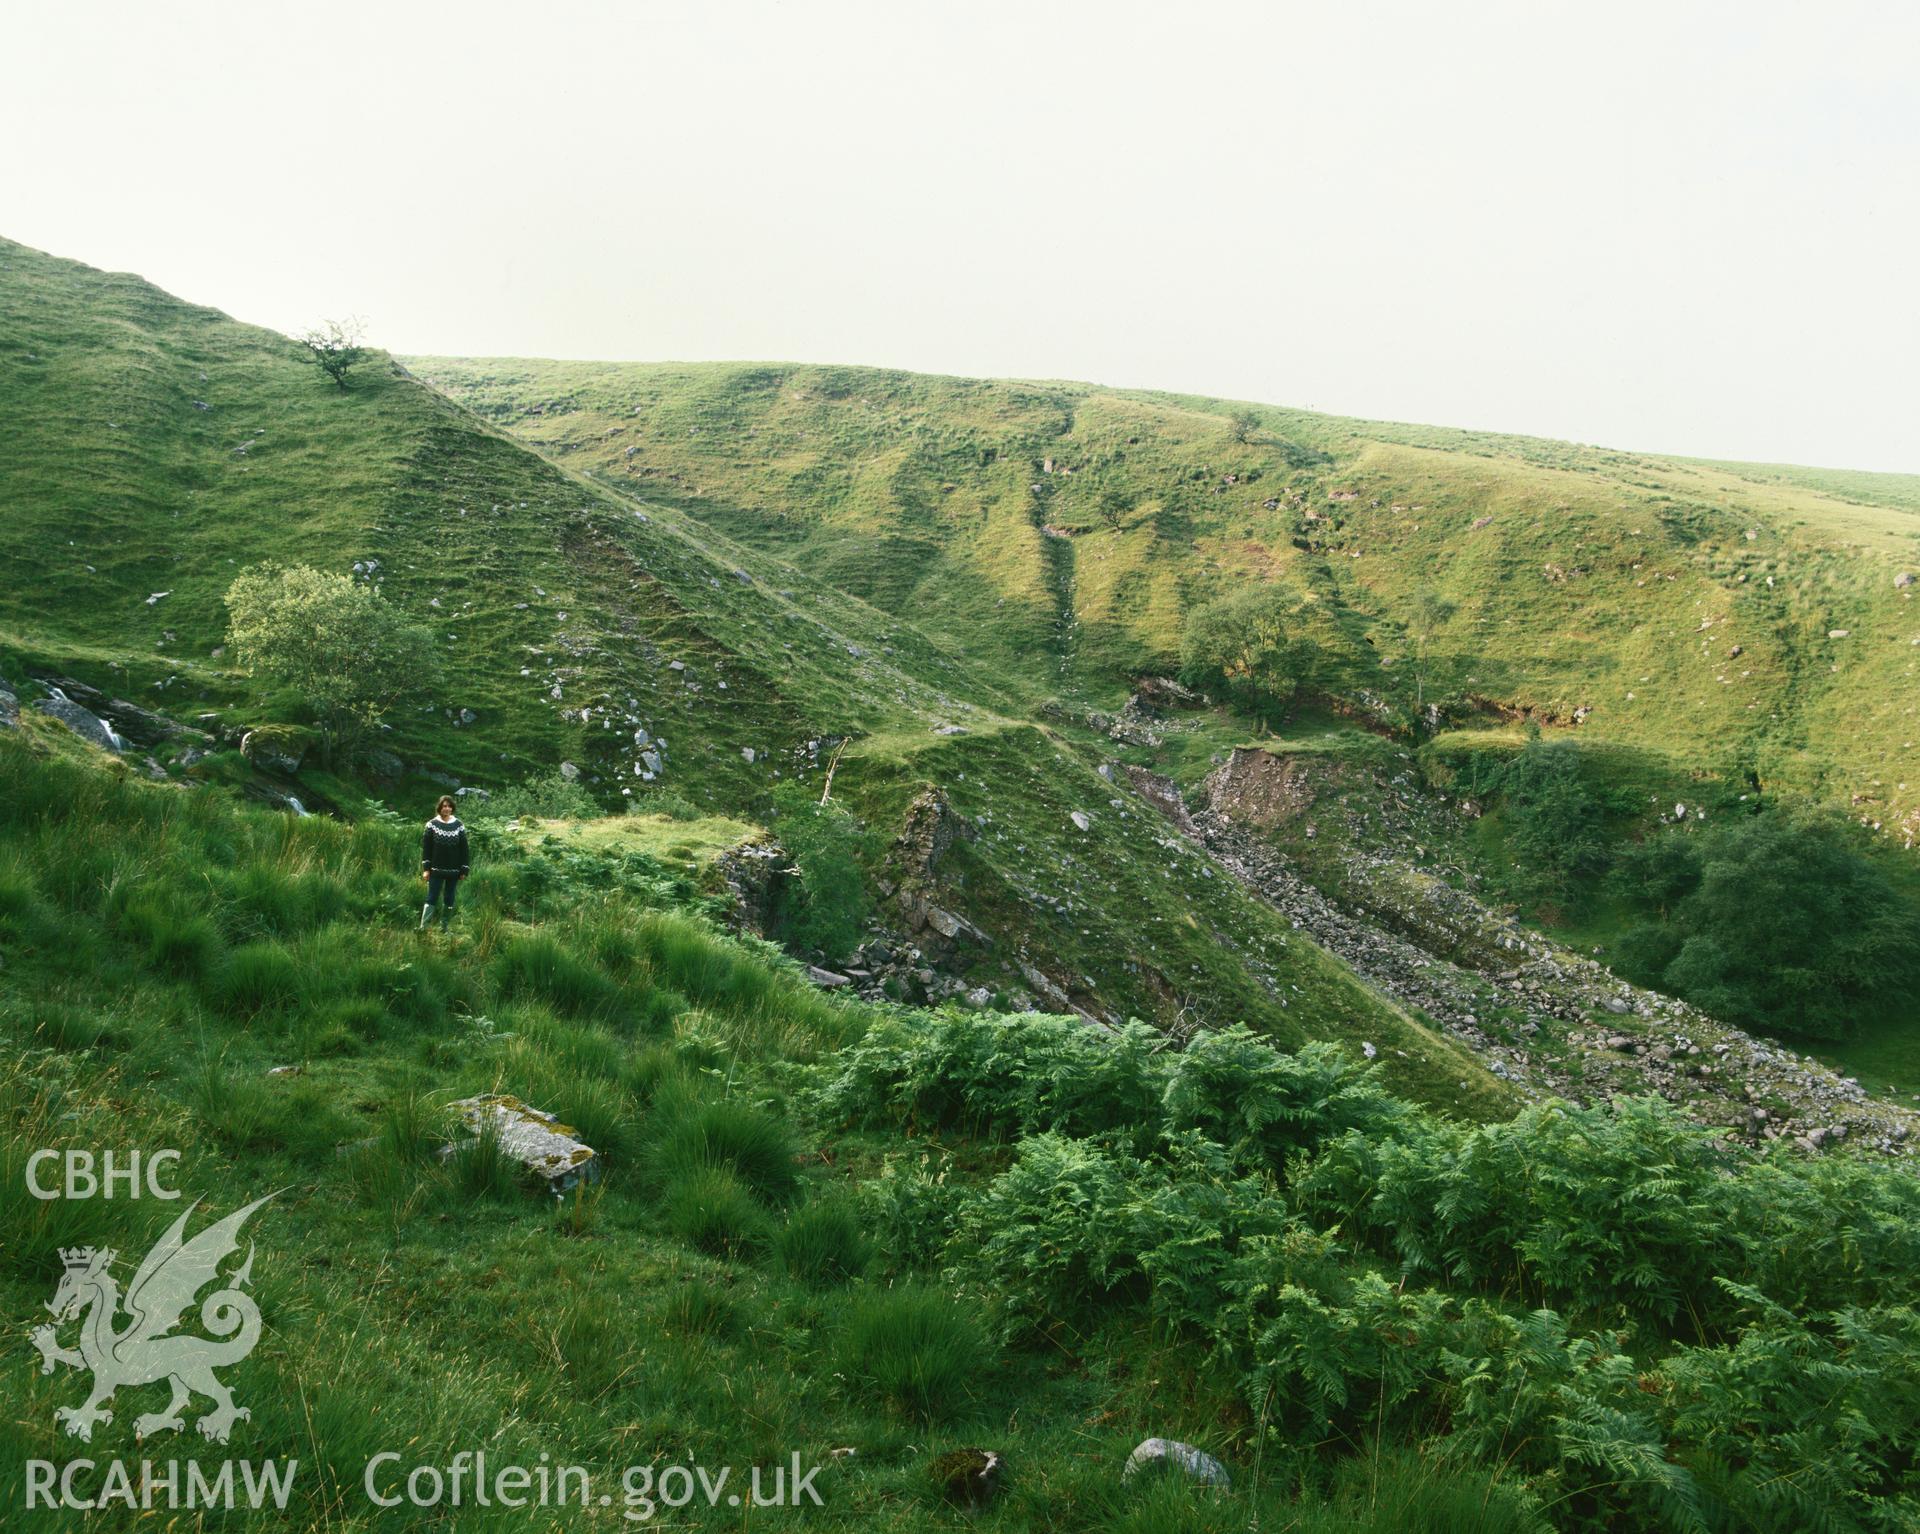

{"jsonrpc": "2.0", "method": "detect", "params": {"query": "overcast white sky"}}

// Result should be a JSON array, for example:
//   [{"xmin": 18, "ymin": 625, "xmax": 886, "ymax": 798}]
[{"xmin": 5, "ymin": 2, "xmax": 1917, "ymax": 471}]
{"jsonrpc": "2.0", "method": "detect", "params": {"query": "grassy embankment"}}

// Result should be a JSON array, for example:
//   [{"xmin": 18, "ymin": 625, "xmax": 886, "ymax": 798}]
[{"xmin": 5, "ymin": 731, "xmax": 1920, "ymax": 1531}]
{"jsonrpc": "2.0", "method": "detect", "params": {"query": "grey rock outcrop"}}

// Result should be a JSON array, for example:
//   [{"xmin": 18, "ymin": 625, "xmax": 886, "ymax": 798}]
[
  {"xmin": 239, "ymin": 729, "xmax": 304, "ymax": 775},
  {"xmin": 892, "ymin": 787, "xmax": 975, "ymax": 882},
  {"xmin": 34, "ymin": 694, "xmax": 121, "ymax": 751},
  {"xmin": 444, "ymin": 1095, "xmax": 599, "ymax": 1194},
  {"xmin": 97, "ymin": 697, "xmax": 181, "ymax": 747},
  {"xmin": 713, "ymin": 841, "xmax": 784, "ymax": 934}
]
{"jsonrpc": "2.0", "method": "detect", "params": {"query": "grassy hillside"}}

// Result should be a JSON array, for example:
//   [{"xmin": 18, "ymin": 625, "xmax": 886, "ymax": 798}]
[
  {"xmin": 0, "ymin": 240, "xmax": 1023, "ymax": 802},
  {"xmin": 0, "ymin": 236, "xmax": 1505, "ymax": 1116},
  {"xmin": 6, "ymin": 734, "xmax": 1920, "ymax": 1531},
  {"xmin": 6, "ymin": 238, "xmax": 1920, "ymax": 1533},
  {"xmin": 409, "ymin": 359, "xmax": 1920, "ymax": 845}
]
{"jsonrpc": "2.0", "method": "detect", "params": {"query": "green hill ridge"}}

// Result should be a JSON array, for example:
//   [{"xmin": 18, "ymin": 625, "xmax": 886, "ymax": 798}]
[
  {"xmin": 5, "ymin": 235, "xmax": 1920, "ymax": 1531},
  {"xmin": 0, "ymin": 235, "xmax": 1499, "ymax": 1114},
  {"xmin": 409, "ymin": 357, "xmax": 1920, "ymax": 846}
]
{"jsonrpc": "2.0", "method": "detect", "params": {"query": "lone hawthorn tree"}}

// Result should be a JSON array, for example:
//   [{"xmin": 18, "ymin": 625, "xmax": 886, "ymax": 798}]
[
  {"xmin": 224, "ymin": 563, "xmax": 433, "ymax": 767},
  {"xmin": 300, "ymin": 317, "xmax": 369, "ymax": 391},
  {"xmin": 1228, "ymin": 407, "xmax": 1259, "ymax": 444},
  {"xmin": 1178, "ymin": 584, "xmax": 1312, "ymax": 728}
]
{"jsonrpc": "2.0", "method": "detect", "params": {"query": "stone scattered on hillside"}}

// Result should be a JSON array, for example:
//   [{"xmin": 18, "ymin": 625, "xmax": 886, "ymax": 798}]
[
  {"xmin": 1897, "ymin": 572, "xmax": 1914, "ymax": 589},
  {"xmin": 34, "ymin": 694, "xmax": 121, "ymax": 751},
  {"xmin": 145, "ymin": 591, "xmax": 170, "ymax": 605},
  {"xmin": 1123, "ymin": 1438, "xmax": 1230, "ymax": 1489},
  {"xmin": 0, "ymin": 681, "xmax": 17, "ymax": 729},
  {"xmin": 921, "ymin": 904, "xmax": 986, "ymax": 942},
  {"xmin": 444, "ymin": 1094, "xmax": 599, "ymax": 1194},
  {"xmin": 807, "ymin": 965, "xmax": 853, "ymax": 988},
  {"xmin": 1018, "ymin": 961, "xmax": 1072, "ymax": 1009},
  {"xmin": 1070, "ymin": 811, "xmax": 1092, "ymax": 831},
  {"xmin": 1828, "ymin": 629, "xmax": 1850, "ymax": 639}
]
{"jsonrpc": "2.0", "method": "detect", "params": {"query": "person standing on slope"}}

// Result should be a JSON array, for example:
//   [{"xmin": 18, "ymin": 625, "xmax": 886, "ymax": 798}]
[{"xmin": 420, "ymin": 795, "xmax": 470, "ymax": 930}]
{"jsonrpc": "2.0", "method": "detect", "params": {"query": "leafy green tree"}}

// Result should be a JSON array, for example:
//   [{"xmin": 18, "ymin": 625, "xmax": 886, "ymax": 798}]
[
  {"xmin": 1620, "ymin": 812, "xmax": 1920, "ymax": 1040},
  {"xmin": 1607, "ymin": 832, "xmax": 1703, "ymax": 916},
  {"xmin": 224, "ymin": 563, "xmax": 434, "ymax": 767},
  {"xmin": 300, "ymin": 317, "xmax": 368, "ymax": 391},
  {"xmin": 1178, "ymin": 584, "xmax": 1310, "ymax": 727},
  {"xmin": 1227, "ymin": 407, "xmax": 1259, "ymax": 444},
  {"xmin": 1495, "ymin": 739, "xmax": 1617, "ymax": 913},
  {"xmin": 771, "ymin": 781, "xmax": 877, "ymax": 962}
]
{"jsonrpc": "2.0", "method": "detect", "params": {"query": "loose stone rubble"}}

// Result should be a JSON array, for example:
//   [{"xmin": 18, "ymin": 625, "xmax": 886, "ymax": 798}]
[{"xmin": 1129, "ymin": 756, "xmax": 1920, "ymax": 1158}]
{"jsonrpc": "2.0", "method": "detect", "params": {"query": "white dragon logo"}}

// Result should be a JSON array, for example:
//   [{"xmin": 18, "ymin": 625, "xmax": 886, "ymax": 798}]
[{"xmin": 30, "ymin": 1195, "xmax": 274, "ymax": 1444}]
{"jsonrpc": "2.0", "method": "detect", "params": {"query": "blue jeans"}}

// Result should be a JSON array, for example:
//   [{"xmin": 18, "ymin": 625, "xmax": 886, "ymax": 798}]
[{"xmin": 426, "ymin": 872, "xmax": 461, "ymax": 911}]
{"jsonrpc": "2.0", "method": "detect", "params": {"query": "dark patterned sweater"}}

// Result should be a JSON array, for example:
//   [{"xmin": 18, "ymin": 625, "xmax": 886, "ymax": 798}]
[{"xmin": 421, "ymin": 816, "xmax": 470, "ymax": 876}]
